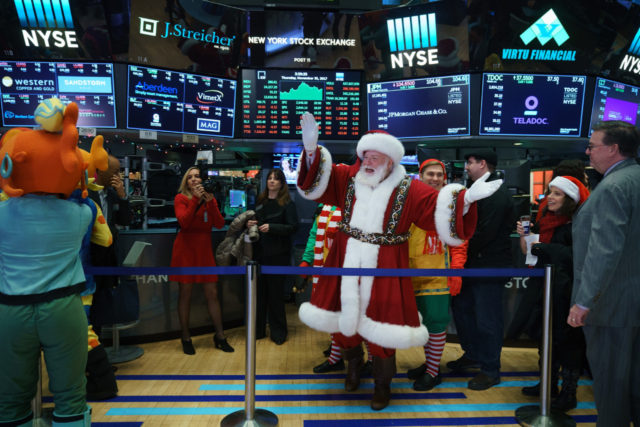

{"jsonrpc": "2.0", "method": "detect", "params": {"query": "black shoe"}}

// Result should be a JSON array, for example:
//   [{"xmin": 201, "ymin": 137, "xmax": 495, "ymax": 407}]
[
  {"xmin": 272, "ymin": 336, "xmax": 286, "ymax": 345},
  {"xmin": 446, "ymin": 355, "xmax": 481, "ymax": 371},
  {"xmin": 413, "ymin": 372, "xmax": 442, "ymax": 391},
  {"xmin": 181, "ymin": 339, "xmax": 195, "ymax": 355},
  {"xmin": 313, "ymin": 359, "xmax": 345, "ymax": 373},
  {"xmin": 468, "ymin": 372, "xmax": 500, "ymax": 390},
  {"xmin": 323, "ymin": 343, "xmax": 332, "ymax": 357},
  {"xmin": 407, "ymin": 364, "xmax": 427, "ymax": 380},
  {"xmin": 522, "ymin": 382, "xmax": 559, "ymax": 397},
  {"xmin": 360, "ymin": 360, "xmax": 373, "ymax": 376},
  {"xmin": 214, "ymin": 335, "xmax": 234, "ymax": 352}
]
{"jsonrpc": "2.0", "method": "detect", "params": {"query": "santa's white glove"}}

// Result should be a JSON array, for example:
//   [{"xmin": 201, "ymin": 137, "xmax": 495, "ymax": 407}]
[
  {"xmin": 463, "ymin": 172, "xmax": 503, "ymax": 213},
  {"xmin": 300, "ymin": 112, "xmax": 318, "ymax": 153}
]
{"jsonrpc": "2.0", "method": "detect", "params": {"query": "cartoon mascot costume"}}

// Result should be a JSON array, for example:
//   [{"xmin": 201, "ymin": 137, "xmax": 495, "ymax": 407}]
[{"xmin": 0, "ymin": 98, "xmax": 95, "ymax": 426}]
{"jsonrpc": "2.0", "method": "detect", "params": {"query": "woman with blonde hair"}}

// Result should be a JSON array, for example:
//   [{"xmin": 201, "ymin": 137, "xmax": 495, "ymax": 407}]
[{"xmin": 170, "ymin": 166, "xmax": 233, "ymax": 355}]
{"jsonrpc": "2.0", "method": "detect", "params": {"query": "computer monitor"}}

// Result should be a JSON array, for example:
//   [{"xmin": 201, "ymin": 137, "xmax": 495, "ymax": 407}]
[{"xmin": 228, "ymin": 189, "xmax": 246, "ymax": 209}]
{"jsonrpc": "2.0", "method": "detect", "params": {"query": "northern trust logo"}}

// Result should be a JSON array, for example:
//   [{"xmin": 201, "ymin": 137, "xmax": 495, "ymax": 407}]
[
  {"xmin": 502, "ymin": 9, "xmax": 575, "ymax": 62},
  {"xmin": 137, "ymin": 16, "xmax": 235, "ymax": 50},
  {"xmin": 387, "ymin": 13, "xmax": 439, "ymax": 69},
  {"xmin": 14, "ymin": 0, "xmax": 79, "ymax": 48},
  {"xmin": 618, "ymin": 28, "xmax": 640, "ymax": 75}
]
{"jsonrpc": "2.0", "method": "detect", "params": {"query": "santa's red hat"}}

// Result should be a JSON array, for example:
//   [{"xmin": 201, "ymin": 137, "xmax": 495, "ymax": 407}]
[
  {"xmin": 548, "ymin": 175, "xmax": 589, "ymax": 205},
  {"xmin": 356, "ymin": 130, "xmax": 405, "ymax": 164}
]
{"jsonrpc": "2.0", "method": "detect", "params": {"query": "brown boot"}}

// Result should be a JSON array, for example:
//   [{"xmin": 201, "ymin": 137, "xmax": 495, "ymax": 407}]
[
  {"xmin": 371, "ymin": 354, "xmax": 396, "ymax": 411},
  {"xmin": 342, "ymin": 345, "xmax": 364, "ymax": 391}
]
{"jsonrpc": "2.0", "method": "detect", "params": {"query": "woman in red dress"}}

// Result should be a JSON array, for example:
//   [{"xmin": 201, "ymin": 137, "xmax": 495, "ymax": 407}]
[{"xmin": 170, "ymin": 166, "xmax": 233, "ymax": 355}]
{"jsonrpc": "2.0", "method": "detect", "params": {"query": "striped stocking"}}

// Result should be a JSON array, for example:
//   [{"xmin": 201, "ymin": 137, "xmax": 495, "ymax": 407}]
[{"xmin": 425, "ymin": 331, "xmax": 447, "ymax": 377}]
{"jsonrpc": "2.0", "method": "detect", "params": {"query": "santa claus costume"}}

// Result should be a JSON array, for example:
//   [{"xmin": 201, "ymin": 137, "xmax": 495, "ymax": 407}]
[{"xmin": 294, "ymin": 113, "xmax": 500, "ymax": 410}]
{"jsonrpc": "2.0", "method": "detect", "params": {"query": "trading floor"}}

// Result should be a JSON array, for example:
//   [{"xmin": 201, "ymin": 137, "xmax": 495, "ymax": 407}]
[{"xmin": 41, "ymin": 304, "xmax": 597, "ymax": 426}]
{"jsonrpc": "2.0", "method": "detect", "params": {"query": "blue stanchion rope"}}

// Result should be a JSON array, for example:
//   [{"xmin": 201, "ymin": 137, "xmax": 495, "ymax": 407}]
[{"xmin": 86, "ymin": 265, "xmax": 545, "ymax": 278}]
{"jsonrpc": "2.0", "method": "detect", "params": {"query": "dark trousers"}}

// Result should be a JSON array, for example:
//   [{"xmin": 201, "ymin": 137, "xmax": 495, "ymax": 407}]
[
  {"xmin": 584, "ymin": 325, "xmax": 640, "ymax": 427},
  {"xmin": 256, "ymin": 254, "xmax": 289, "ymax": 341},
  {"xmin": 451, "ymin": 279, "xmax": 504, "ymax": 377}
]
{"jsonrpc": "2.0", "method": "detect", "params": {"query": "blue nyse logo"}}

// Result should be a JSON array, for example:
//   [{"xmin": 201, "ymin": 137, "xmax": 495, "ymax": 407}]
[
  {"xmin": 14, "ymin": 0, "xmax": 78, "ymax": 48},
  {"xmin": 386, "ymin": 13, "xmax": 439, "ymax": 68},
  {"xmin": 619, "ymin": 27, "xmax": 640, "ymax": 75}
]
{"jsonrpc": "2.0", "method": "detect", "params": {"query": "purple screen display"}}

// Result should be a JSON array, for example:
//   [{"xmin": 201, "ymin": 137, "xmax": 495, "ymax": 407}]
[{"xmin": 590, "ymin": 77, "xmax": 640, "ymax": 134}]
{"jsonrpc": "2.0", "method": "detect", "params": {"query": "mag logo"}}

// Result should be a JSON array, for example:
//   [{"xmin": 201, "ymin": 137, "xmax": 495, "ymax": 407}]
[
  {"xmin": 14, "ymin": 0, "xmax": 79, "ymax": 49},
  {"xmin": 387, "ymin": 13, "xmax": 438, "ymax": 69},
  {"xmin": 501, "ymin": 9, "xmax": 575, "ymax": 62},
  {"xmin": 618, "ymin": 28, "xmax": 640, "ymax": 75}
]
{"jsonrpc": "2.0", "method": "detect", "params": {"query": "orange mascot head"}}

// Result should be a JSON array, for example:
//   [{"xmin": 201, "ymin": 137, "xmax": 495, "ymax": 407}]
[{"xmin": 0, "ymin": 98, "xmax": 88, "ymax": 198}]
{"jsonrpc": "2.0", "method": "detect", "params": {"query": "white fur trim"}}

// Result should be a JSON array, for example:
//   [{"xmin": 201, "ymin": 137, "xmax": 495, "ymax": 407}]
[
  {"xmin": 296, "ymin": 146, "xmax": 332, "ymax": 200},
  {"xmin": 358, "ymin": 315, "xmax": 429, "ymax": 349},
  {"xmin": 548, "ymin": 176, "xmax": 579, "ymax": 203},
  {"xmin": 356, "ymin": 132, "xmax": 405, "ymax": 164},
  {"xmin": 435, "ymin": 183, "xmax": 466, "ymax": 247},
  {"xmin": 298, "ymin": 302, "xmax": 340, "ymax": 333}
]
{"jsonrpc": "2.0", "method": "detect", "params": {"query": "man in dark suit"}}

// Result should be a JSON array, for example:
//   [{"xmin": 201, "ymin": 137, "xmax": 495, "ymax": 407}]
[
  {"xmin": 449, "ymin": 150, "xmax": 515, "ymax": 390},
  {"xmin": 568, "ymin": 121, "xmax": 640, "ymax": 426}
]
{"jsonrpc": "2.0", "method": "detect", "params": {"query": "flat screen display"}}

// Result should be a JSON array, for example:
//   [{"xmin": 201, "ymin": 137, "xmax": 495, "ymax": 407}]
[
  {"xmin": 127, "ymin": 65, "xmax": 236, "ymax": 137},
  {"xmin": 273, "ymin": 153, "xmax": 299, "ymax": 185},
  {"xmin": 367, "ymin": 74, "xmax": 470, "ymax": 138},
  {"xmin": 240, "ymin": 68, "xmax": 361, "ymax": 139},
  {"xmin": 480, "ymin": 73, "xmax": 586, "ymax": 137},
  {"xmin": 589, "ymin": 77, "xmax": 640, "ymax": 134},
  {"xmin": 0, "ymin": 61, "xmax": 116, "ymax": 128}
]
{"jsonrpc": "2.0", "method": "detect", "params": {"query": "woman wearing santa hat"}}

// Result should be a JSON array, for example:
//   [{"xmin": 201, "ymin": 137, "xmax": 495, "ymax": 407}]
[{"xmin": 516, "ymin": 175, "xmax": 589, "ymax": 412}]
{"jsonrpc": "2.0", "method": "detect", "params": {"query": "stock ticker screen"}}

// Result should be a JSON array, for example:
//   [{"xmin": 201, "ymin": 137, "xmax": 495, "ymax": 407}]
[
  {"xmin": 0, "ymin": 61, "xmax": 116, "ymax": 128},
  {"xmin": 480, "ymin": 73, "xmax": 586, "ymax": 137},
  {"xmin": 589, "ymin": 77, "xmax": 640, "ymax": 134},
  {"xmin": 127, "ymin": 65, "xmax": 236, "ymax": 137},
  {"xmin": 240, "ymin": 69, "xmax": 361, "ymax": 139},
  {"xmin": 367, "ymin": 74, "xmax": 470, "ymax": 138}
]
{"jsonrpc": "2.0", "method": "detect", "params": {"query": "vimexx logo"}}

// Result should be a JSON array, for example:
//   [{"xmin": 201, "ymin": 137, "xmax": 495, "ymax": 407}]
[
  {"xmin": 386, "ymin": 13, "xmax": 439, "ymax": 68},
  {"xmin": 520, "ymin": 9, "xmax": 569, "ymax": 46},
  {"xmin": 14, "ymin": 0, "xmax": 79, "ymax": 48},
  {"xmin": 196, "ymin": 90, "xmax": 224, "ymax": 104}
]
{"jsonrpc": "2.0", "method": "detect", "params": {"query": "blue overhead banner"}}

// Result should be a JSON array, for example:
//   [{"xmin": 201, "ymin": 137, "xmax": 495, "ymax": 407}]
[
  {"xmin": 358, "ymin": 1, "xmax": 469, "ymax": 82},
  {"xmin": 0, "ymin": 0, "xmax": 113, "ymax": 60}
]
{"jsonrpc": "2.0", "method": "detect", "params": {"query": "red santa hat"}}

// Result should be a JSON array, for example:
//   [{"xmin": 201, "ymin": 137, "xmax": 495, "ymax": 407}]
[
  {"xmin": 356, "ymin": 130, "xmax": 405, "ymax": 165},
  {"xmin": 419, "ymin": 158, "xmax": 447, "ymax": 181},
  {"xmin": 548, "ymin": 175, "xmax": 589, "ymax": 205}
]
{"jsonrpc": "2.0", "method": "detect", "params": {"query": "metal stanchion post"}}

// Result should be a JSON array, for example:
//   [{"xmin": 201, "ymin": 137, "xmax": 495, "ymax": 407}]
[
  {"xmin": 515, "ymin": 265, "xmax": 575, "ymax": 426},
  {"xmin": 221, "ymin": 262, "xmax": 278, "ymax": 427}
]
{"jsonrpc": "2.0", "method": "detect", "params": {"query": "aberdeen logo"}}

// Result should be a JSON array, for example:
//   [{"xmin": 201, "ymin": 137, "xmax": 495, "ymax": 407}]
[
  {"xmin": 618, "ymin": 28, "xmax": 640, "ymax": 75},
  {"xmin": 137, "ymin": 15, "xmax": 235, "ymax": 51},
  {"xmin": 14, "ymin": 0, "xmax": 79, "ymax": 48},
  {"xmin": 502, "ymin": 9, "xmax": 575, "ymax": 62},
  {"xmin": 386, "ymin": 13, "xmax": 439, "ymax": 69}
]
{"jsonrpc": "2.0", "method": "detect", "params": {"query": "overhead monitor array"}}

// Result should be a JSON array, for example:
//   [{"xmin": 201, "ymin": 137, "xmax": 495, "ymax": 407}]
[
  {"xmin": 0, "ymin": 61, "xmax": 116, "ymax": 128},
  {"xmin": 1, "ymin": 63, "xmax": 637, "ymax": 140}
]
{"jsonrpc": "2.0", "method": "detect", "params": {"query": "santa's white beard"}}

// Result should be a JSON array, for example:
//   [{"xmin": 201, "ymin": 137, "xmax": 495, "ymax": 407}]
[{"xmin": 355, "ymin": 162, "xmax": 390, "ymax": 187}]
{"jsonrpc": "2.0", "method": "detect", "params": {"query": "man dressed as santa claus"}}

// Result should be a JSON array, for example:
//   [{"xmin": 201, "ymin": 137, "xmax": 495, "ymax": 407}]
[{"xmin": 296, "ymin": 113, "xmax": 502, "ymax": 410}]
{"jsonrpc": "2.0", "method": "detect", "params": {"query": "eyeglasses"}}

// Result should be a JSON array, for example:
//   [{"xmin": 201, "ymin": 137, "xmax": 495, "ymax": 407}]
[{"xmin": 586, "ymin": 143, "xmax": 606, "ymax": 151}]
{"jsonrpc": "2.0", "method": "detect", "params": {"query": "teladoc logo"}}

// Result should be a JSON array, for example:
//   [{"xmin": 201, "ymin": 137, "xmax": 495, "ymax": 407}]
[
  {"xmin": 387, "ymin": 13, "xmax": 439, "ymax": 69},
  {"xmin": 14, "ymin": 0, "xmax": 79, "ymax": 48}
]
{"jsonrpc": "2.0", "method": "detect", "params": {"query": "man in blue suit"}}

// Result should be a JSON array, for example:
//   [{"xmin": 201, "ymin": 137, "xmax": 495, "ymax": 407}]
[{"xmin": 568, "ymin": 120, "xmax": 640, "ymax": 426}]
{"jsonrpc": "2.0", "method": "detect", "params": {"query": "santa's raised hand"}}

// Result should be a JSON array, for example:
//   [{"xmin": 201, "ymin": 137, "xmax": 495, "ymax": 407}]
[
  {"xmin": 300, "ymin": 112, "xmax": 319, "ymax": 153},
  {"xmin": 463, "ymin": 172, "xmax": 503, "ymax": 211}
]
